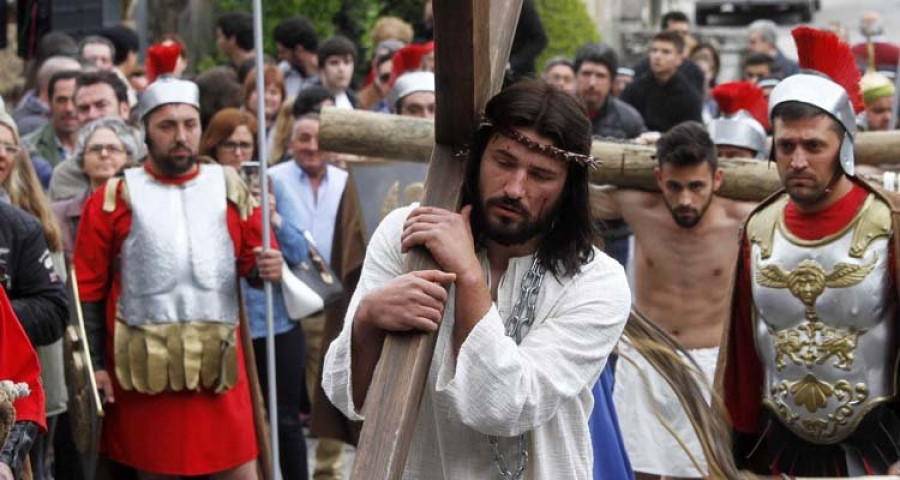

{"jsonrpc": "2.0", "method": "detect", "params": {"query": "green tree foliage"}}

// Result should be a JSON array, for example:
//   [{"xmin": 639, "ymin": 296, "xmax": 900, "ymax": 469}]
[
  {"xmin": 534, "ymin": 0, "xmax": 600, "ymax": 71},
  {"xmin": 217, "ymin": 0, "xmax": 345, "ymax": 54},
  {"xmin": 213, "ymin": 0, "xmax": 407, "ymax": 75},
  {"xmin": 211, "ymin": 0, "xmax": 596, "ymax": 76},
  {"xmin": 216, "ymin": 0, "xmax": 422, "ymax": 56}
]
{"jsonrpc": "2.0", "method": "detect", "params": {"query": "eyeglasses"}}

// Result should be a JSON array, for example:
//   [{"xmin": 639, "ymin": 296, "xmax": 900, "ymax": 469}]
[
  {"xmin": 85, "ymin": 144, "xmax": 126, "ymax": 156},
  {"xmin": 0, "ymin": 143, "xmax": 21, "ymax": 155},
  {"xmin": 378, "ymin": 72, "xmax": 391, "ymax": 84},
  {"xmin": 220, "ymin": 141, "xmax": 254, "ymax": 152}
]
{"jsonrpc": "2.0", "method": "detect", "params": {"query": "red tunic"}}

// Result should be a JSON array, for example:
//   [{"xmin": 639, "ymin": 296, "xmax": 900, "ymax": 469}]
[
  {"xmin": 722, "ymin": 184, "xmax": 881, "ymax": 462},
  {"xmin": 73, "ymin": 164, "xmax": 267, "ymax": 475},
  {"xmin": 0, "ymin": 287, "xmax": 45, "ymax": 431}
]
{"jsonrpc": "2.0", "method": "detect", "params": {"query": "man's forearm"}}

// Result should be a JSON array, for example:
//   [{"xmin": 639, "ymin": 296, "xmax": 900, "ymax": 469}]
[
  {"xmin": 350, "ymin": 303, "xmax": 386, "ymax": 410},
  {"xmin": 452, "ymin": 271, "xmax": 492, "ymax": 358}
]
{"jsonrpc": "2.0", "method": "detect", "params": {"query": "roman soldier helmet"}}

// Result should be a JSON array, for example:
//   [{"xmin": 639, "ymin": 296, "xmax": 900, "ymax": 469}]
[
  {"xmin": 710, "ymin": 81, "xmax": 769, "ymax": 158},
  {"xmin": 768, "ymin": 27, "xmax": 865, "ymax": 176},
  {"xmin": 140, "ymin": 42, "xmax": 199, "ymax": 120}
]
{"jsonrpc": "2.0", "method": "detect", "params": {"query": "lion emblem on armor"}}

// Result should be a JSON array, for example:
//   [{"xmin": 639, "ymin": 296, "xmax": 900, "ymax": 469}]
[{"xmin": 772, "ymin": 328, "xmax": 804, "ymax": 369}]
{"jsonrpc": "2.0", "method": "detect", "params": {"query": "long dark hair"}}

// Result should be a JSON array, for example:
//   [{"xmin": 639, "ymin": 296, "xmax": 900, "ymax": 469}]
[{"xmin": 462, "ymin": 79, "xmax": 598, "ymax": 279}]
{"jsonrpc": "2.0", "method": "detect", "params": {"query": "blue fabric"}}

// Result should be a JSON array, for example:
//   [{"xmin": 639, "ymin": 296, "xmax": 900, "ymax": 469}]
[
  {"xmin": 269, "ymin": 162, "xmax": 347, "ymax": 265},
  {"xmin": 31, "ymin": 157, "xmax": 52, "ymax": 190},
  {"xmin": 246, "ymin": 178, "xmax": 310, "ymax": 339},
  {"xmin": 590, "ymin": 358, "xmax": 634, "ymax": 480}
]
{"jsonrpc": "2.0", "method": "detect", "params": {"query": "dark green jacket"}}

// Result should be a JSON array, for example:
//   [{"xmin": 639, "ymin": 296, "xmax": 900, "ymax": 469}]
[{"xmin": 23, "ymin": 123, "xmax": 65, "ymax": 168}]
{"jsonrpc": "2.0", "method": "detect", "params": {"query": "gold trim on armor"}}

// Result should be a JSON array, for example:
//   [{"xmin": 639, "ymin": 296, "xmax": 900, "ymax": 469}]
[
  {"xmin": 849, "ymin": 196, "xmax": 892, "ymax": 258},
  {"xmin": 770, "ymin": 323, "xmax": 865, "ymax": 371},
  {"xmin": 746, "ymin": 194, "xmax": 789, "ymax": 259},
  {"xmin": 750, "ymin": 188, "xmax": 900, "ymax": 445},
  {"xmin": 764, "ymin": 387, "xmax": 893, "ymax": 445},
  {"xmin": 113, "ymin": 317, "xmax": 238, "ymax": 395},
  {"xmin": 104, "ymin": 161, "xmax": 256, "ymax": 219},
  {"xmin": 222, "ymin": 164, "xmax": 257, "ymax": 221},
  {"xmin": 756, "ymin": 254, "xmax": 878, "ymax": 321},
  {"xmin": 102, "ymin": 177, "xmax": 130, "ymax": 212},
  {"xmin": 776, "ymin": 195, "xmax": 875, "ymax": 248}
]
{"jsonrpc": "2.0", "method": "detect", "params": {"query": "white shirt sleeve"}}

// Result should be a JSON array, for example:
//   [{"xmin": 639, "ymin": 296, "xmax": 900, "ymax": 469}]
[
  {"xmin": 434, "ymin": 255, "xmax": 631, "ymax": 437},
  {"xmin": 321, "ymin": 205, "xmax": 412, "ymax": 421}
]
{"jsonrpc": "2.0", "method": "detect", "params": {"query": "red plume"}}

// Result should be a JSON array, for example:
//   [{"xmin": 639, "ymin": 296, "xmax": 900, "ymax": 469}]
[
  {"xmin": 145, "ymin": 42, "xmax": 183, "ymax": 84},
  {"xmin": 712, "ymin": 81, "xmax": 770, "ymax": 130},
  {"xmin": 791, "ymin": 26, "xmax": 865, "ymax": 113},
  {"xmin": 388, "ymin": 41, "xmax": 435, "ymax": 86}
]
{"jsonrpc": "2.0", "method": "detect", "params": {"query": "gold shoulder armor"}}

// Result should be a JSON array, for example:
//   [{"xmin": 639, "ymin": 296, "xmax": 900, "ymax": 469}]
[
  {"xmin": 746, "ymin": 194, "xmax": 789, "ymax": 260},
  {"xmin": 849, "ymin": 194, "xmax": 892, "ymax": 258},
  {"xmin": 222, "ymin": 164, "xmax": 257, "ymax": 221},
  {"xmin": 102, "ymin": 177, "xmax": 130, "ymax": 213}
]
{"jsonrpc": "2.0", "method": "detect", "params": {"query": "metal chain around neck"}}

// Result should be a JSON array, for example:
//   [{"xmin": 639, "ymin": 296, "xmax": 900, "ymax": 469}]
[{"xmin": 489, "ymin": 256, "xmax": 545, "ymax": 480}]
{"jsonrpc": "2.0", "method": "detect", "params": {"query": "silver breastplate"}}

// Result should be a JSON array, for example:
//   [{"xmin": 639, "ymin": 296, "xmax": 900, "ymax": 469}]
[
  {"xmin": 119, "ymin": 164, "xmax": 238, "ymax": 326},
  {"xmin": 749, "ymin": 194, "xmax": 898, "ymax": 444}
]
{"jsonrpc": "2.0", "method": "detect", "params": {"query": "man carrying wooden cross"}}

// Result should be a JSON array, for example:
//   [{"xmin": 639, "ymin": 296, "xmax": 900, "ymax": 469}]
[
  {"xmin": 718, "ymin": 27, "xmax": 900, "ymax": 476},
  {"xmin": 323, "ymin": 79, "xmax": 631, "ymax": 478}
]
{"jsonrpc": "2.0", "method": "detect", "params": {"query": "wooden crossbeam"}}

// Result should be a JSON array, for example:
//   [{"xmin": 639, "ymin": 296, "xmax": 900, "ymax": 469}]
[
  {"xmin": 318, "ymin": 108, "xmax": 900, "ymax": 167},
  {"xmin": 319, "ymin": 108, "xmax": 900, "ymax": 201},
  {"xmin": 349, "ymin": 1, "xmax": 524, "ymax": 478}
]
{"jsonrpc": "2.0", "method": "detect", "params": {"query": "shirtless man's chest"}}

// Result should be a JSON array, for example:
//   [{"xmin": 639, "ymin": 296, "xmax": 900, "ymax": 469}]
[{"xmin": 629, "ymin": 198, "xmax": 748, "ymax": 349}]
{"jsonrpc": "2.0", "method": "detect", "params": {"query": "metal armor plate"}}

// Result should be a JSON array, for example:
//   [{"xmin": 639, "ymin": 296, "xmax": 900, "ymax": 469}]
[
  {"xmin": 750, "ymin": 194, "xmax": 898, "ymax": 444},
  {"xmin": 119, "ymin": 164, "xmax": 238, "ymax": 325}
]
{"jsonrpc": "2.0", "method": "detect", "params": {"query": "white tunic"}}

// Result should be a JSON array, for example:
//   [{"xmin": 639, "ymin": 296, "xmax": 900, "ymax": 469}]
[{"xmin": 323, "ymin": 205, "xmax": 631, "ymax": 479}]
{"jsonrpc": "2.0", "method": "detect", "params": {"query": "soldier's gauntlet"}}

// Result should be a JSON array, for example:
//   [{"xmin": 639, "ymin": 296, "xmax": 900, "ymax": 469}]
[{"xmin": 0, "ymin": 421, "xmax": 38, "ymax": 480}]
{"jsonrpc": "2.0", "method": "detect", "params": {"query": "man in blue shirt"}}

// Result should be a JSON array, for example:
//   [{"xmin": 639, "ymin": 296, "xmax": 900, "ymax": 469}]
[
  {"xmin": 271, "ymin": 113, "xmax": 347, "ymax": 265},
  {"xmin": 270, "ymin": 112, "xmax": 348, "ymax": 478}
]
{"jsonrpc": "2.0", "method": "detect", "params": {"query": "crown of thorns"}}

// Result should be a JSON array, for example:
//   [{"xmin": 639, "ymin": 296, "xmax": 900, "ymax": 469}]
[{"xmin": 481, "ymin": 118, "xmax": 599, "ymax": 168}]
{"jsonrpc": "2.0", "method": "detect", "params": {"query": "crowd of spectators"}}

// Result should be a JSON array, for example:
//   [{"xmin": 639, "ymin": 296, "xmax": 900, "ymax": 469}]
[{"xmin": 0, "ymin": 2, "xmax": 897, "ymax": 479}]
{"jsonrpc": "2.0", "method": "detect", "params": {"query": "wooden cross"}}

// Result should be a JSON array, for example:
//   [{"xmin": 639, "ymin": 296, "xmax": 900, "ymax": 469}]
[{"xmin": 350, "ymin": 0, "xmax": 524, "ymax": 477}]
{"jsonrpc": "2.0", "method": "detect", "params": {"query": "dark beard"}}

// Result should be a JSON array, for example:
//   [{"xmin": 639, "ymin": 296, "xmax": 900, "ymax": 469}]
[
  {"xmin": 663, "ymin": 195, "xmax": 712, "ymax": 229},
  {"xmin": 474, "ymin": 194, "xmax": 555, "ymax": 246},
  {"xmin": 785, "ymin": 170, "xmax": 840, "ymax": 207},
  {"xmin": 147, "ymin": 137, "xmax": 197, "ymax": 177}
]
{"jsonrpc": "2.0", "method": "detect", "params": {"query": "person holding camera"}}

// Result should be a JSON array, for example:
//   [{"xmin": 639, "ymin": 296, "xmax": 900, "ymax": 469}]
[{"xmin": 202, "ymin": 106, "xmax": 312, "ymax": 480}]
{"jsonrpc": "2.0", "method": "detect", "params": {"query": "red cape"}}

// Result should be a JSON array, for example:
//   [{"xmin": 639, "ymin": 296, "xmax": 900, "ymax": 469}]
[{"xmin": 0, "ymin": 287, "xmax": 46, "ymax": 431}]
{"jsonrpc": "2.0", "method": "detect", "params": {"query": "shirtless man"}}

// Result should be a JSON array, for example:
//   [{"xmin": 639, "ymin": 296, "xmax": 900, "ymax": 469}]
[{"xmin": 594, "ymin": 121, "xmax": 754, "ymax": 479}]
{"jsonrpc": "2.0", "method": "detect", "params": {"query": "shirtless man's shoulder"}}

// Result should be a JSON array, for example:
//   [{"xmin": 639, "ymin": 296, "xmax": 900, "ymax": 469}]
[{"xmin": 721, "ymin": 197, "xmax": 757, "ymax": 225}]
